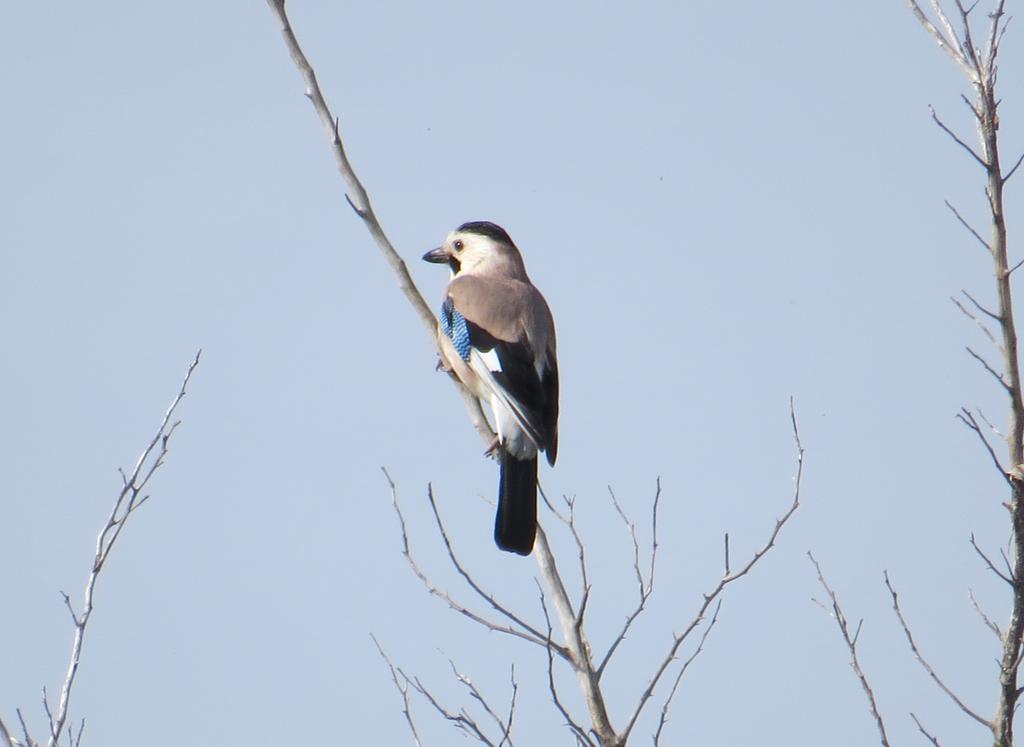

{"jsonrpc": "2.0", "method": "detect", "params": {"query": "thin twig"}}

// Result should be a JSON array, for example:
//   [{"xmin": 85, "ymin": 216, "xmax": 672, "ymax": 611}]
[
  {"xmin": 911, "ymin": 712, "xmax": 943, "ymax": 746},
  {"xmin": 448, "ymin": 659, "xmax": 516, "ymax": 747},
  {"xmin": 907, "ymin": 0, "xmax": 971, "ymax": 69},
  {"xmin": 500, "ymin": 667, "xmax": 518, "ymax": 747},
  {"xmin": 808, "ymin": 553, "xmax": 892, "ymax": 747},
  {"xmin": 264, "ymin": 0, "xmax": 496, "ymax": 445},
  {"xmin": 371, "ymin": 635, "xmax": 424, "ymax": 747},
  {"xmin": 598, "ymin": 482, "xmax": 661, "ymax": 679},
  {"xmin": 425, "ymin": 484, "xmax": 555, "ymax": 647},
  {"xmin": 380, "ymin": 469, "xmax": 557, "ymax": 653},
  {"xmin": 971, "ymin": 532, "xmax": 1016, "ymax": 585},
  {"xmin": 965, "ymin": 345, "xmax": 1012, "ymax": 390},
  {"xmin": 621, "ymin": 401, "xmax": 803, "ymax": 743},
  {"xmin": 885, "ymin": 571, "xmax": 993, "ymax": 729},
  {"xmin": 16, "ymin": 711, "xmax": 33, "ymax": 747},
  {"xmin": 952, "ymin": 295, "xmax": 999, "ymax": 349},
  {"xmin": 957, "ymin": 408, "xmax": 1011, "ymax": 483},
  {"xmin": 945, "ymin": 201, "xmax": 993, "ymax": 253},
  {"xmin": 1005, "ymin": 151, "xmax": 1024, "ymax": 183},
  {"xmin": 963, "ymin": 288, "xmax": 1002, "ymax": 322},
  {"xmin": 969, "ymin": 587, "xmax": 1003, "ymax": 638},
  {"xmin": 653, "ymin": 600, "xmax": 722, "ymax": 746},
  {"xmin": 930, "ymin": 106, "xmax": 989, "ymax": 168}
]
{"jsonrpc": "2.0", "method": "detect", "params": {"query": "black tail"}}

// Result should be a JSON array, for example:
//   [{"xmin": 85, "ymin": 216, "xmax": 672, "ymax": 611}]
[{"xmin": 495, "ymin": 452, "xmax": 537, "ymax": 555}]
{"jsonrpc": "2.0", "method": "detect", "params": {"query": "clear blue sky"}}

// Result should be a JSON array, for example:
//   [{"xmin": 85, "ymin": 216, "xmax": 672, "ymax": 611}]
[{"xmin": 3, "ymin": 2, "xmax": 1022, "ymax": 744}]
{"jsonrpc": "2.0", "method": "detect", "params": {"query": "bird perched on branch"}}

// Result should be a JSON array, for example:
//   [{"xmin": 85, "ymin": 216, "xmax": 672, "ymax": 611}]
[{"xmin": 423, "ymin": 221, "xmax": 559, "ymax": 556}]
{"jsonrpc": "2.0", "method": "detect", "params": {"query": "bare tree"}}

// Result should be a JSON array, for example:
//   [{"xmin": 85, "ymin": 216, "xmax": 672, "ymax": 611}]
[
  {"xmin": 264, "ymin": 2, "xmax": 804, "ymax": 743},
  {"xmin": 813, "ymin": 2, "xmax": 1024, "ymax": 745},
  {"xmin": 0, "ymin": 352, "xmax": 200, "ymax": 747}
]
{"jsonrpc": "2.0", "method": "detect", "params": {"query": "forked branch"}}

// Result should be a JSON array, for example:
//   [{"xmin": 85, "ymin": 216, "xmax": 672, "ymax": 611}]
[
  {"xmin": 0, "ymin": 351, "xmax": 200, "ymax": 747},
  {"xmin": 808, "ymin": 553, "xmax": 892, "ymax": 747},
  {"xmin": 908, "ymin": 3, "xmax": 1021, "ymax": 743}
]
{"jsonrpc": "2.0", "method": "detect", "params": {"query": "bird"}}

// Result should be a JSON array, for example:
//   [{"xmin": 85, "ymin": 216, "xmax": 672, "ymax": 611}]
[{"xmin": 423, "ymin": 221, "xmax": 559, "ymax": 555}]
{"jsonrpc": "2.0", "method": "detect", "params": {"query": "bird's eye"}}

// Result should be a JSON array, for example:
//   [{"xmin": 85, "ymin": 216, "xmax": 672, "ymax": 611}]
[{"xmin": 453, "ymin": 239, "xmax": 464, "ymax": 251}]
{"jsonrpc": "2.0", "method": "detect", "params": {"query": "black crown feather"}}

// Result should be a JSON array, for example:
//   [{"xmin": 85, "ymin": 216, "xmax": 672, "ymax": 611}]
[{"xmin": 457, "ymin": 221, "xmax": 514, "ymax": 246}]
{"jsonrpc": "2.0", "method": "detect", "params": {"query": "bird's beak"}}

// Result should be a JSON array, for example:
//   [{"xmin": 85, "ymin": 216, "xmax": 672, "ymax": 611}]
[{"xmin": 422, "ymin": 246, "xmax": 450, "ymax": 263}]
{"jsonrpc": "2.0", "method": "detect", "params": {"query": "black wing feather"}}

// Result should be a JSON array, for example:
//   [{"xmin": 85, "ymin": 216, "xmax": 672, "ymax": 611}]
[{"xmin": 465, "ymin": 319, "xmax": 556, "ymax": 454}]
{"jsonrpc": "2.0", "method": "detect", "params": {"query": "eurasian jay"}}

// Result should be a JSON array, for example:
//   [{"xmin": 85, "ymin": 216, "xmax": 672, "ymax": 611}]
[{"xmin": 423, "ymin": 221, "xmax": 559, "ymax": 555}]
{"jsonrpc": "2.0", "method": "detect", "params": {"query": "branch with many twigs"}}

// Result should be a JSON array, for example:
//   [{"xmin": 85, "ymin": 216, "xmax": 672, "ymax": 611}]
[
  {"xmin": 0, "ymin": 351, "xmax": 200, "ymax": 747},
  {"xmin": 907, "ymin": 2, "xmax": 1024, "ymax": 744},
  {"xmin": 618, "ymin": 401, "xmax": 803, "ymax": 744},
  {"xmin": 267, "ymin": 2, "xmax": 803, "ymax": 742},
  {"xmin": 377, "ymin": 403, "xmax": 802, "ymax": 745},
  {"xmin": 373, "ymin": 634, "xmax": 519, "ymax": 747}
]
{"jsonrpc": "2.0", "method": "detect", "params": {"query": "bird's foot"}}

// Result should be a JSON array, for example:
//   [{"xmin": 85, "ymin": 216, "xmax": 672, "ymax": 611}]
[
  {"xmin": 435, "ymin": 356, "xmax": 453, "ymax": 373},
  {"xmin": 483, "ymin": 435, "xmax": 501, "ymax": 459}
]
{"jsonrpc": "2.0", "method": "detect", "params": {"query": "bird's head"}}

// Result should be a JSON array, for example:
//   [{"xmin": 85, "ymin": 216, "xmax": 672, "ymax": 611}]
[{"xmin": 423, "ymin": 221, "xmax": 528, "ymax": 279}]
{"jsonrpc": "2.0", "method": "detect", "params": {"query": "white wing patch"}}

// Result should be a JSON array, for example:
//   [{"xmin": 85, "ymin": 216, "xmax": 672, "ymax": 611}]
[
  {"xmin": 477, "ymin": 348, "xmax": 502, "ymax": 374},
  {"xmin": 469, "ymin": 349, "xmax": 540, "ymax": 459}
]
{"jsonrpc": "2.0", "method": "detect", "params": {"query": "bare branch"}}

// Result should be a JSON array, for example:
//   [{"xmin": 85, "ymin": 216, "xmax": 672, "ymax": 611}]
[
  {"xmin": 649, "ymin": 477, "xmax": 661, "ymax": 592},
  {"xmin": 1004, "ymin": 151, "xmax": 1024, "ymax": 183},
  {"xmin": 962, "ymin": 288, "xmax": 1001, "ymax": 322},
  {"xmin": 621, "ymin": 401, "xmax": 803, "ymax": 743},
  {"xmin": 608, "ymin": 486, "xmax": 646, "ymax": 600},
  {"xmin": 956, "ymin": 408, "xmax": 1011, "ymax": 483},
  {"xmin": 408, "ymin": 670, "xmax": 494, "ymax": 746},
  {"xmin": 808, "ymin": 553, "xmax": 892, "ymax": 747},
  {"xmin": 930, "ymin": 106, "xmax": 989, "ymax": 168},
  {"xmin": 538, "ymin": 589, "xmax": 596, "ymax": 747},
  {"xmin": 425, "ymin": 485, "xmax": 556, "ymax": 646},
  {"xmin": 984, "ymin": 1, "xmax": 1009, "ymax": 72},
  {"xmin": 911, "ymin": 712, "xmax": 943, "ymax": 747},
  {"xmin": 952, "ymin": 296, "xmax": 999, "ymax": 350},
  {"xmin": 971, "ymin": 533, "xmax": 1015, "ymax": 585},
  {"xmin": 43, "ymin": 351, "xmax": 200, "ymax": 747},
  {"xmin": 533, "ymin": 526, "xmax": 618, "ymax": 744},
  {"xmin": 946, "ymin": 201, "xmax": 994, "ymax": 252},
  {"xmin": 501, "ymin": 667, "xmax": 518, "ymax": 747},
  {"xmin": 908, "ymin": 0, "xmax": 971, "ymax": 68},
  {"xmin": 264, "ymin": 0, "xmax": 496, "ymax": 447},
  {"xmin": 953, "ymin": 0, "xmax": 985, "ymax": 75},
  {"xmin": 16, "ymin": 711, "xmax": 34, "ymax": 747},
  {"xmin": 542, "ymin": 489, "xmax": 590, "ymax": 626},
  {"xmin": 885, "ymin": 571, "xmax": 992, "ymax": 729},
  {"xmin": 653, "ymin": 600, "xmax": 722, "ymax": 746},
  {"xmin": 380, "ymin": 469, "xmax": 558, "ymax": 653},
  {"xmin": 597, "ymin": 481, "xmax": 662, "ymax": 679},
  {"xmin": 448, "ymin": 659, "xmax": 516, "ymax": 747},
  {"xmin": 372, "ymin": 635, "xmax": 425, "ymax": 747},
  {"xmin": 965, "ymin": 345, "xmax": 1012, "ymax": 390},
  {"xmin": 969, "ymin": 587, "xmax": 1003, "ymax": 638}
]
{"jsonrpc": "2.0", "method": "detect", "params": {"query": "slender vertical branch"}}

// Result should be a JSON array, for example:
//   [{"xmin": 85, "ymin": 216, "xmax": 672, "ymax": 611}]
[
  {"xmin": 263, "ymin": 0, "xmax": 495, "ymax": 446},
  {"xmin": 1, "ymin": 353, "xmax": 200, "ymax": 747},
  {"xmin": 808, "ymin": 553, "xmax": 892, "ymax": 747},
  {"xmin": 533, "ymin": 527, "xmax": 620, "ymax": 746},
  {"xmin": 44, "ymin": 352, "xmax": 200, "ymax": 747},
  {"xmin": 909, "ymin": 3, "xmax": 1020, "ymax": 744}
]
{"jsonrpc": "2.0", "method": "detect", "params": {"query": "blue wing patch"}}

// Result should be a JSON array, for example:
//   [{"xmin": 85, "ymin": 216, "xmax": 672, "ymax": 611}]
[{"xmin": 440, "ymin": 298, "xmax": 472, "ymax": 361}]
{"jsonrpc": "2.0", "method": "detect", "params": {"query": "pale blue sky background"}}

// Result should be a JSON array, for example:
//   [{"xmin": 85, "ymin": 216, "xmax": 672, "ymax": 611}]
[{"xmin": 3, "ymin": 2, "xmax": 1023, "ymax": 745}]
